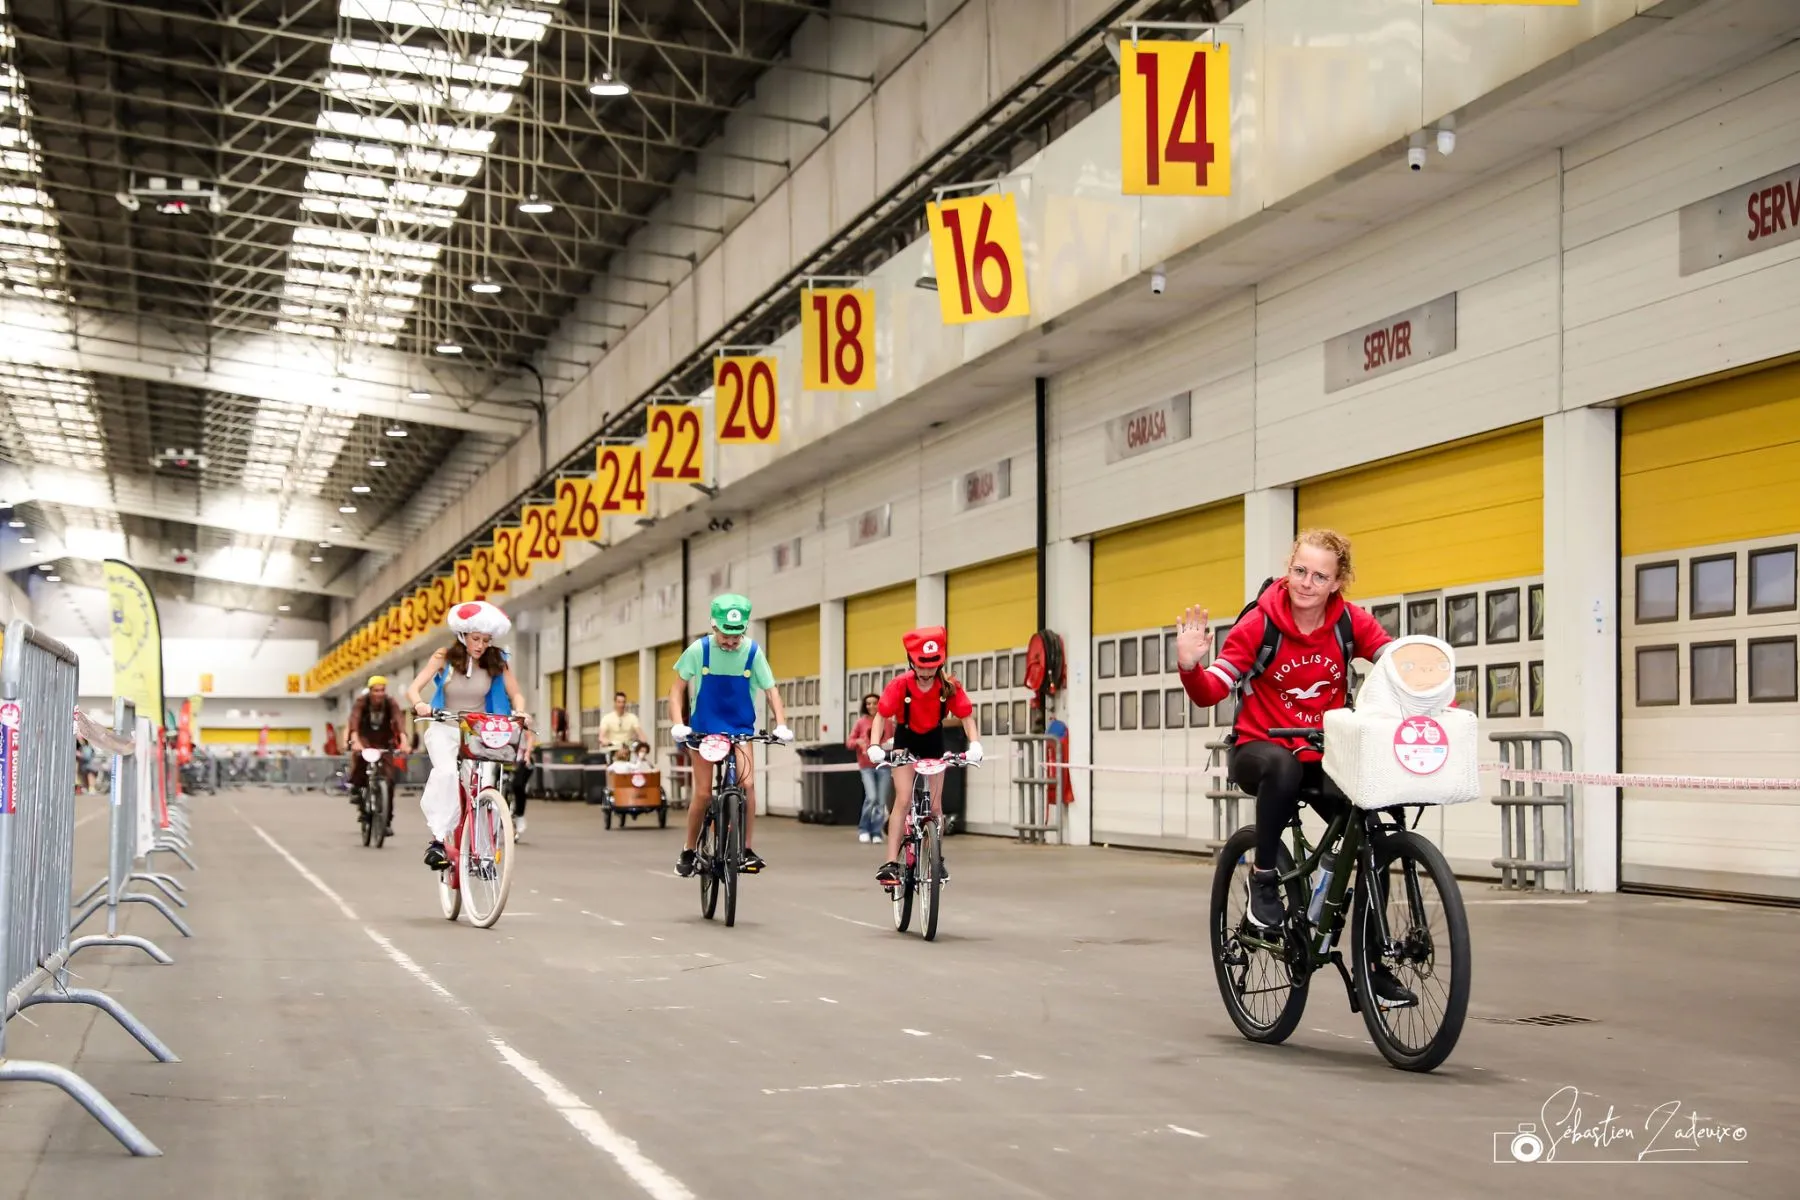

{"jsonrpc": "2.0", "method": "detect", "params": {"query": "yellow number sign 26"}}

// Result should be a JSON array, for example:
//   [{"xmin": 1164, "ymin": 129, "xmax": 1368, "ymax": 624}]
[
  {"xmin": 647, "ymin": 404, "xmax": 705, "ymax": 481},
  {"xmin": 714, "ymin": 357, "xmax": 779, "ymax": 444},
  {"xmin": 801, "ymin": 289, "xmax": 874, "ymax": 391},
  {"xmin": 554, "ymin": 477, "xmax": 602, "ymax": 542},
  {"xmin": 1120, "ymin": 40, "xmax": 1231, "ymax": 197},
  {"xmin": 926, "ymin": 193, "xmax": 1031, "ymax": 325}
]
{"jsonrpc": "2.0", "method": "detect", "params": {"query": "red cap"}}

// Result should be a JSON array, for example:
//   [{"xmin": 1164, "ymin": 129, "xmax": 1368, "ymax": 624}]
[{"xmin": 903, "ymin": 626, "xmax": 948, "ymax": 668}]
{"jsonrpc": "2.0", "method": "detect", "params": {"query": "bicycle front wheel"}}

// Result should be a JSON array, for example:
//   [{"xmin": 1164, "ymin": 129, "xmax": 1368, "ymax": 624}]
[
  {"xmin": 699, "ymin": 802, "xmax": 720, "ymax": 920},
  {"xmin": 920, "ymin": 822, "xmax": 942, "ymax": 942},
  {"xmin": 460, "ymin": 787, "xmax": 516, "ymax": 929},
  {"xmin": 1351, "ymin": 828, "xmax": 1471, "ymax": 1072},
  {"xmin": 891, "ymin": 838, "xmax": 914, "ymax": 933},
  {"xmin": 371, "ymin": 779, "xmax": 389, "ymax": 849},
  {"xmin": 721, "ymin": 788, "xmax": 745, "ymax": 928},
  {"xmin": 360, "ymin": 789, "xmax": 374, "ymax": 847}
]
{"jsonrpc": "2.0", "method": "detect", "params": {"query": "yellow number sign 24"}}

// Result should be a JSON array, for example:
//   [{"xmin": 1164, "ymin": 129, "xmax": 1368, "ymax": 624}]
[
  {"xmin": 596, "ymin": 445, "xmax": 647, "ymax": 516},
  {"xmin": 800, "ymin": 289, "xmax": 874, "ymax": 391},
  {"xmin": 926, "ymin": 193, "xmax": 1031, "ymax": 325},
  {"xmin": 714, "ymin": 357, "xmax": 779, "ymax": 444},
  {"xmin": 1120, "ymin": 40, "xmax": 1232, "ymax": 197}
]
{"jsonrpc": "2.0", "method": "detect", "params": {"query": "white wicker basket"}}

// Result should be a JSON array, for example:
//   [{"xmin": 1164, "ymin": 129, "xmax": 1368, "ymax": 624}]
[{"xmin": 1321, "ymin": 707, "xmax": 1482, "ymax": 810}]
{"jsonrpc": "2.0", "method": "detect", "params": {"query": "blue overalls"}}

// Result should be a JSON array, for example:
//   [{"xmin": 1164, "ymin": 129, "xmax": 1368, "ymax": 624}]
[
  {"xmin": 429, "ymin": 650, "xmax": 512, "ymax": 714},
  {"xmin": 688, "ymin": 638, "xmax": 758, "ymax": 736}
]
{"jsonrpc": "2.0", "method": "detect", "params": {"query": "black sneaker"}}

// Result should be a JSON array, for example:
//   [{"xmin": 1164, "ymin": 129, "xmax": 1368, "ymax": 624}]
[
  {"xmin": 1246, "ymin": 867, "xmax": 1285, "ymax": 930},
  {"xmin": 876, "ymin": 860, "xmax": 902, "ymax": 887},
  {"xmin": 1369, "ymin": 964, "xmax": 1419, "ymax": 1009},
  {"xmin": 740, "ymin": 848, "xmax": 766, "ymax": 875},
  {"xmin": 934, "ymin": 857, "xmax": 950, "ymax": 883},
  {"xmin": 384, "ymin": 824, "xmax": 395, "ymax": 839},
  {"xmin": 675, "ymin": 849, "xmax": 697, "ymax": 878},
  {"xmin": 423, "ymin": 840, "xmax": 450, "ymax": 871}
]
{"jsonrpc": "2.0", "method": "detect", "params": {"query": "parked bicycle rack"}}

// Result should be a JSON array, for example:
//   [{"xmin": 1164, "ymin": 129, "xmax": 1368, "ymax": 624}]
[
  {"xmin": 1, "ymin": 619, "xmax": 176, "ymax": 1157},
  {"xmin": 70, "ymin": 700, "xmax": 192, "ymax": 962},
  {"xmin": 1009, "ymin": 735, "xmax": 1067, "ymax": 844},
  {"xmin": 1490, "ymin": 730, "xmax": 1577, "ymax": 892}
]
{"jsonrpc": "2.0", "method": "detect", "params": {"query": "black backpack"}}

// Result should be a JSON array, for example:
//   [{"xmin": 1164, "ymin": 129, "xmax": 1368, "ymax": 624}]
[{"xmin": 1228, "ymin": 576, "xmax": 1357, "ymax": 703}]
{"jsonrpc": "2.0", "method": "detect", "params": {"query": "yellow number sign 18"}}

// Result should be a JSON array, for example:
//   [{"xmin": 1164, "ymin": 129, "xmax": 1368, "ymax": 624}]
[
  {"xmin": 926, "ymin": 193, "xmax": 1031, "ymax": 325},
  {"xmin": 1119, "ymin": 40, "xmax": 1232, "ymax": 197},
  {"xmin": 714, "ymin": 357, "xmax": 779, "ymax": 444},
  {"xmin": 800, "ymin": 289, "xmax": 875, "ymax": 391}
]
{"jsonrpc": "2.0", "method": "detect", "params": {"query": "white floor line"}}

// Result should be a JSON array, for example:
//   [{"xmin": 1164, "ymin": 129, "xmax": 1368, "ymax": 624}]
[
  {"xmin": 75, "ymin": 808, "xmax": 106, "ymax": 830},
  {"xmin": 582, "ymin": 910, "xmax": 627, "ymax": 927},
  {"xmin": 246, "ymin": 817, "xmax": 696, "ymax": 1200},
  {"xmin": 903, "ymin": 1028, "xmax": 930, "ymax": 1037},
  {"xmin": 1167, "ymin": 1125, "xmax": 1207, "ymax": 1139},
  {"xmin": 821, "ymin": 911, "xmax": 885, "ymax": 931},
  {"xmin": 761, "ymin": 1076, "xmax": 959, "ymax": 1096},
  {"xmin": 1465, "ymin": 898, "xmax": 1589, "ymax": 905}
]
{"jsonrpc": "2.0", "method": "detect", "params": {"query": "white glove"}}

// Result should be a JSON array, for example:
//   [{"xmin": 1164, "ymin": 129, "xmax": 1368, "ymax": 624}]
[
  {"xmin": 670, "ymin": 723, "xmax": 692, "ymax": 740},
  {"xmin": 965, "ymin": 742, "xmax": 984, "ymax": 763},
  {"xmin": 866, "ymin": 744, "xmax": 886, "ymax": 764},
  {"xmin": 772, "ymin": 724, "xmax": 794, "ymax": 743}
]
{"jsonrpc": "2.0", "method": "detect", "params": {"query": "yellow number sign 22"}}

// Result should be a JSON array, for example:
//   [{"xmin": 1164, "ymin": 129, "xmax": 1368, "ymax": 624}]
[
  {"xmin": 801, "ymin": 289, "xmax": 874, "ymax": 391},
  {"xmin": 1120, "ymin": 40, "xmax": 1231, "ymax": 197},
  {"xmin": 926, "ymin": 193, "xmax": 1031, "ymax": 325},
  {"xmin": 714, "ymin": 357, "xmax": 779, "ymax": 445},
  {"xmin": 647, "ymin": 404, "xmax": 705, "ymax": 481}
]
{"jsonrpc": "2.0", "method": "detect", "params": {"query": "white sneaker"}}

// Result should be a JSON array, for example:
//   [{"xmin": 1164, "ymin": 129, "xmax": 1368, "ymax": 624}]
[
  {"xmin": 516, "ymin": 815, "xmax": 528, "ymax": 837},
  {"xmin": 858, "ymin": 832, "xmax": 872, "ymax": 843}
]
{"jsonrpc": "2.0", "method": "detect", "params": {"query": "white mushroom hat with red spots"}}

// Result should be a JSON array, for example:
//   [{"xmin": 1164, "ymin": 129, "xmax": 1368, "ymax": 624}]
[{"xmin": 448, "ymin": 599, "xmax": 511, "ymax": 640}]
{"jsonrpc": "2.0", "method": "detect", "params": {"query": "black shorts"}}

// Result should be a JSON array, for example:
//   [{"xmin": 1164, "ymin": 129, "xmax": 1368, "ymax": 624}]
[{"xmin": 892, "ymin": 724, "xmax": 946, "ymax": 760}]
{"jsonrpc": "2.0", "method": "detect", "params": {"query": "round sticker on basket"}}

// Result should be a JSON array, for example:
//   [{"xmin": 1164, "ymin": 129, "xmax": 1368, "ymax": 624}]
[
  {"xmin": 0, "ymin": 701, "xmax": 18, "ymax": 728},
  {"xmin": 473, "ymin": 717, "xmax": 513, "ymax": 750},
  {"xmin": 631, "ymin": 773, "xmax": 646, "ymax": 787},
  {"xmin": 1393, "ymin": 716, "xmax": 1448, "ymax": 775}
]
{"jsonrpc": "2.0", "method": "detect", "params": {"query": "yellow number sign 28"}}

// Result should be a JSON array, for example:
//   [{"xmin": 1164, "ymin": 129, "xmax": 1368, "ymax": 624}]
[
  {"xmin": 522, "ymin": 503, "xmax": 564, "ymax": 565},
  {"xmin": 647, "ymin": 404, "xmax": 705, "ymax": 481},
  {"xmin": 1120, "ymin": 40, "xmax": 1232, "ymax": 197},
  {"xmin": 714, "ymin": 357, "xmax": 779, "ymax": 444},
  {"xmin": 926, "ymin": 193, "xmax": 1031, "ymax": 325},
  {"xmin": 800, "ymin": 289, "xmax": 874, "ymax": 391}
]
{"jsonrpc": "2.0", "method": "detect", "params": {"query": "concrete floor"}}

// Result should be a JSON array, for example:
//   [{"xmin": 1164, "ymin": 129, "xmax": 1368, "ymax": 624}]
[{"xmin": 2, "ymin": 788, "xmax": 1795, "ymax": 1200}]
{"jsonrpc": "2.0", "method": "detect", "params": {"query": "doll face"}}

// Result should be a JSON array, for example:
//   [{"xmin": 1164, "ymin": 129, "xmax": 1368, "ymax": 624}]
[{"xmin": 1391, "ymin": 642, "xmax": 1452, "ymax": 694}]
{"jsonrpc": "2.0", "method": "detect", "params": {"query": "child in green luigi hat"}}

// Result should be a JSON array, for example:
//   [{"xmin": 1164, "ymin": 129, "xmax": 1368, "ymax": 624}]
[{"xmin": 669, "ymin": 593, "xmax": 792, "ymax": 878}]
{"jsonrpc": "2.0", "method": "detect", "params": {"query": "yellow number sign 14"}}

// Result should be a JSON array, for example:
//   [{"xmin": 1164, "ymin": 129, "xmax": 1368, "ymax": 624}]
[
  {"xmin": 925, "ymin": 193, "xmax": 1031, "ymax": 325},
  {"xmin": 800, "ymin": 289, "xmax": 874, "ymax": 391},
  {"xmin": 1120, "ymin": 40, "xmax": 1232, "ymax": 197},
  {"xmin": 714, "ymin": 357, "xmax": 779, "ymax": 444}
]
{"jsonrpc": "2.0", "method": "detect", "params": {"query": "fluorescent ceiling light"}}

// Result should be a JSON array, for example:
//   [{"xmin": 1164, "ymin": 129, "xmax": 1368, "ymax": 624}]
[
  {"xmin": 469, "ymin": 277, "xmax": 501, "ymax": 294},
  {"xmin": 385, "ymin": 425, "xmax": 408, "ymax": 438},
  {"xmin": 310, "ymin": 555, "xmax": 324, "ymax": 563},
  {"xmin": 407, "ymin": 390, "xmax": 430, "ymax": 400},
  {"xmin": 588, "ymin": 73, "xmax": 631, "ymax": 97},
  {"xmin": 18, "ymin": 536, "xmax": 34, "ymax": 543},
  {"xmin": 352, "ymin": 485, "xmax": 372, "ymax": 494},
  {"xmin": 339, "ymin": 504, "xmax": 358, "ymax": 514},
  {"xmin": 44, "ymin": 575, "xmax": 59, "ymax": 582},
  {"xmin": 435, "ymin": 341, "xmax": 462, "ymax": 354},
  {"xmin": 517, "ymin": 194, "xmax": 552, "ymax": 214},
  {"xmin": 7, "ymin": 519, "xmax": 23, "ymax": 528},
  {"xmin": 278, "ymin": 605, "xmax": 291, "ymax": 612},
  {"xmin": 368, "ymin": 458, "xmax": 386, "ymax": 467}
]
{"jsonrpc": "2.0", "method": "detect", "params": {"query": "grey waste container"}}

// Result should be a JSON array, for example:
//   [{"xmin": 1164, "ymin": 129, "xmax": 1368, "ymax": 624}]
[{"xmin": 796, "ymin": 743, "xmax": 862, "ymax": 825}]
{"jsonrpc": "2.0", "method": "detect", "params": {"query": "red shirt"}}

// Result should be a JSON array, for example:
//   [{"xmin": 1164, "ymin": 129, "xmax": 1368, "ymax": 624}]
[
  {"xmin": 877, "ymin": 671, "xmax": 973, "ymax": 735},
  {"xmin": 1177, "ymin": 579, "xmax": 1391, "ymax": 761}
]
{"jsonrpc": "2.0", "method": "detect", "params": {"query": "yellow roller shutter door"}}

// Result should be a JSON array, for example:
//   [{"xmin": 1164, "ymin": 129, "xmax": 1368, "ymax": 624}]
[
  {"xmin": 845, "ymin": 583, "xmax": 914, "ymax": 669},
  {"xmin": 1296, "ymin": 424, "xmax": 1543, "ymax": 599},
  {"xmin": 200, "ymin": 727, "xmax": 311, "ymax": 746},
  {"xmin": 611, "ymin": 653, "xmax": 639, "ymax": 705},
  {"xmin": 1093, "ymin": 499, "xmax": 1244, "ymax": 636},
  {"xmin": 547, "ymin": 671, "xmax": 565, "ymax": 711},
  {"xmin": 947, "ymin": 553, "xmax": 1037, "ymax": 653},
  {"xmin": 765, "ymin": 607, "xmax": 821, "ymax": 678},
  {"xmin": 655, "ymin": 641, "xmax": 684, "ymax": 700},
  {"xmin": 1621, "ymin": 361, "xmax": 1800, "ymax": 556},
  {"xmin": 578, "ymin": 664, "xmax": 600, "ymax": 709}
]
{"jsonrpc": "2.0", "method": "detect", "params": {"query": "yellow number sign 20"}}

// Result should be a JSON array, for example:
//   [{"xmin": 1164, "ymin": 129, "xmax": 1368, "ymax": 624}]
[{"xmin": 714, "ymin": 357, "xmax": 779, "ymax": 444}]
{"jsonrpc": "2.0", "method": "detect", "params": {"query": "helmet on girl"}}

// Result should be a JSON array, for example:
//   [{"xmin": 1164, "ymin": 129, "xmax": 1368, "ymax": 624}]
[
  {"xmin": 903, "ymin": 625, "xmax": 947, "ymax": 670},
  {"xmin": 448, "ymin": 599, "xmax": 511, "ymax": 641}
]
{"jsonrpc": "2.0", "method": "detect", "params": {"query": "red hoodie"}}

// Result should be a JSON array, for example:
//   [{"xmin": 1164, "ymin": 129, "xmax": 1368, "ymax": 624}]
[{"xmin": 1177, "ymin": 578, "xmax": 1392, "ymax": 761}]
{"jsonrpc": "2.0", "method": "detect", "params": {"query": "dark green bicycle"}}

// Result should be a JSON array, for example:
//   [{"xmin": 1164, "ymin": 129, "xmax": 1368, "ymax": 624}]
[{"xmin": 1210, "ymin": 727, "xmax": 1471, "ymax": 1072}]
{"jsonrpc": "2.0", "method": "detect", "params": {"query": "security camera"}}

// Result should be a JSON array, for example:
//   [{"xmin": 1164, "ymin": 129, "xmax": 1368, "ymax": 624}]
[
  {"xmin": 1150, "ymin": 266, "xmax": 1166, "ymax": 296},
  {"xmin": 1407, "ymin": 145, "xmax": 1426, "ymax": 171},
  {"xmin": 1437, "ymin": 129, "xmax": 1456, "ymax": 156}
]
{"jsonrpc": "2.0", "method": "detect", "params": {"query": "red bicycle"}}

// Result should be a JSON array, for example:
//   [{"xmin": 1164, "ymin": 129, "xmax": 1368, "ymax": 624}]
[{"xmin": 418, "ymin": 710, "xmax": 523, "ymax": 928}]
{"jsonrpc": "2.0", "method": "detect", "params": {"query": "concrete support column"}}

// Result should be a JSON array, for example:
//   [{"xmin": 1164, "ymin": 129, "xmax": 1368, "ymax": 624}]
[
  {"xmin": 639, "ymin": 647, "xmax": 659, "ymax": 746},
  {"xmin": 1543, "ymin": 407, "xmax": 1620, "ymax": 893},
  {"xmin": 819, "ymin": 599, "xmax": 846, "ymax": 745},
  {"xmin": 916, "ymin": 572, "xmax": 946, "ymax": 628},
  {"xmin": 1045, "ymin": 538, "xmax": 1092, "ymax": 847},
  {"xmin": 1243, "ymin": 487, "xmax": 1297, "ymax": 602}
]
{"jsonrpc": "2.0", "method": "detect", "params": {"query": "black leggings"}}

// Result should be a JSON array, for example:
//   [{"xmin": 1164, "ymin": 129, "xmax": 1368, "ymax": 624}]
[
  {"xmin": 1227, "ymin": 740, "xmax": 1347, "ymax": 870},
  {"xmin": 510, "ymin": 762, "xmax": 531, "ymax": 817}
]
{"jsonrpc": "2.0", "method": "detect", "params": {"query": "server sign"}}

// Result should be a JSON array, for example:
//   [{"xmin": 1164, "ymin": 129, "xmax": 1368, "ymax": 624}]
[
  {"xmin": 1323, "ymin": 293, "xmax": 1457, "ymax": 394},
  {"xmin": 1679, "ymin": 159, "xmax": 1800, "ymax": 276}
]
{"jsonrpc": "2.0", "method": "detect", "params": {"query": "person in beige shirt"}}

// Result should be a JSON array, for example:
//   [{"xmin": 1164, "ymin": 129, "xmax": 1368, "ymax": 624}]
[{"xmin": 598, "ymin": 692, "xmax": 644, "ymax": 754}]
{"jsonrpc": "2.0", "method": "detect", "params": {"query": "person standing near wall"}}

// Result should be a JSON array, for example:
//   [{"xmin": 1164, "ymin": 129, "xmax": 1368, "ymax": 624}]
[{"xmin": 847, "ymin": 693, "xmax": 892, "ymax": 844}]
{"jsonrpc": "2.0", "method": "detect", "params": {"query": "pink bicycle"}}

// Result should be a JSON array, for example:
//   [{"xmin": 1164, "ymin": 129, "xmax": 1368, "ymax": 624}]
[{"xmin": 418, "ymin": 710, "xmax": 524, "ymax": 928}]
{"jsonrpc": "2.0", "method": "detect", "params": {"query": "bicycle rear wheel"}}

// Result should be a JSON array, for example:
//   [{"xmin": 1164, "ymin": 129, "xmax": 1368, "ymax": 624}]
[
  {"xmin": 721, "ymin": 788, "xmax": 745, "ymax": 928},
  {"xmin": 1210, "ymin": 827, "xmax": 1310, "ymax": 1045},
  {"xmin": 460, "ymin": 787, "xmax": 516, "ymax": 929},
  {"xmin": 371, "ymin": 779, "xmax": 389, "ymax": 849},
  {"xmin": 699, "ymin": 802, "xmax": 720, "ymax": 920},
  {"xmin": 891, "ymin": 835, "xmax": 914, "ymax": 933},
  {"xmin": 1351, "ymin": 828, "xmax": 1470, "ymax": 1072},
  {"xmin": 920, "ymin": 822, "xmax": 943, "ymax": 942}
]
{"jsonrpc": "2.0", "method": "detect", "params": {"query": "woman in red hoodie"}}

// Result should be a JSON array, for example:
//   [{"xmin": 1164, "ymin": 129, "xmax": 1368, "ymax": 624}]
[{"xmin": 1176, "ymin": 529, "xmax": 1393, "ymax": 932}]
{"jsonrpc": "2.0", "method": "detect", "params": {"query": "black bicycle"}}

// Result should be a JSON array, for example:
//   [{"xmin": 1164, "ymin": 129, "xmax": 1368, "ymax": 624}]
[
  {"xmin": 1210, "ymin": 727, "xmax": 1471, "ymax": 1072},
  {"xmin": 354, "ymin": 748, "xmax": 399, "ymax": 849},
  {"xmin": 682, "ymin": 731, "xmax": 782, "ymax": 928},
  {"xmin": 879, "ymin": 750, "xmax": 977, "ymax": 942}
]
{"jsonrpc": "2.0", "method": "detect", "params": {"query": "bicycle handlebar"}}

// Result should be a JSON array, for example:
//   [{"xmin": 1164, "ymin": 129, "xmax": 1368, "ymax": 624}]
[
  {"xmin": 413, "ymin": 708, "xmax": 533, "ymax": 729},
  {"xmin": 675, "ymin": 731, "xmax": 788, "ymax": 748},
  {"xmin": 1267, "ymin": 727, "xmax": 1324, "ymax": 743},
  {"xmin": 877, "ymin": 750, "xmax": 981, "ymax": 769}
]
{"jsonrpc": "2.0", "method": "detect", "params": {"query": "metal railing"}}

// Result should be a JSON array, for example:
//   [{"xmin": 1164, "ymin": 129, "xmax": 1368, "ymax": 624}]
[
  {"xmin": 70, "ymin": 700, "xmax": 192, "ymax": 963},
  {"xmin": 1, "ymin": 619, "xmax": 176, "ymax": 1157},
  {"xmin": 1010, "ymin": 735, "xmax": 1068, "ymax": 844},
  {"xmin": 1490, "ymin": 730, "xmax": 1577, "ymax": 892},
  {"xmin": 1203, "ymin": 740, "xmax": 1246, "ymax": 850}
]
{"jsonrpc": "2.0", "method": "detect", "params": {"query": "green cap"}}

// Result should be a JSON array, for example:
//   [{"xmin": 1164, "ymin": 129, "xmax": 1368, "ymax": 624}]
[{"xmin": 710, "ymin": 593, "xmax": 751, "ymax": 634}]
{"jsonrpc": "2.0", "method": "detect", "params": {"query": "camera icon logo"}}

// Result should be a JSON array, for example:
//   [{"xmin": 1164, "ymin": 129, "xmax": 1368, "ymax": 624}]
[{"xmin": 1494, "ymin": 1123, "xmax": 1545, "ymax": 1163}]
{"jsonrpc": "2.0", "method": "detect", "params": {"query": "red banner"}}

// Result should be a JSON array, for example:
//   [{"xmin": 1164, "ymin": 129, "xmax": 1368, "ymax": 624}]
[{"xmin": 176, "ymin": 698, "xmax": 194, "ymax": 765}]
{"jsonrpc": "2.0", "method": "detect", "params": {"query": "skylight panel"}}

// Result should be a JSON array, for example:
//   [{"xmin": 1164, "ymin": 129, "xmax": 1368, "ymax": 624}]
[
  {"xmin": 323, "ymin": 71, "xmax": 515, "ymax": 116},
  {"xmin": 340, "ymin": 0, "xmax": 557, "ymax": 42},
  {"xmin": 329, "ymin": 39, "xmax": 528, "ymax": 87},
  {"xmin": 299, "ymin": 194, "xmax": 459, "ymax": 228},
  {"xmin": 316, "ymin": 110, "xmax": 496, "ymax": 154}
]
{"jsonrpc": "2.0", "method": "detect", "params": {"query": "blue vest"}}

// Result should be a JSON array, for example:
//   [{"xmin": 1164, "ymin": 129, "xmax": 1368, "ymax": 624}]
[
  {"xmin": 430, "ymin": 649, "xmax": 512, "ymax": 714},
  {"xmin": 687, "ymin": 637, "xmax": 758, "ymax": 736}
]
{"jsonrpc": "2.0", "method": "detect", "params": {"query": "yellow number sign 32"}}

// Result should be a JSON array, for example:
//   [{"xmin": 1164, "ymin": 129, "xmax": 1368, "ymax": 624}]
[
  {"xmin": 926, "ymin": 193, "xmax": 1031, "ymax": 325},
  {"xmin": 714, "ymin": 357, "xmax": 779, "ymax": 444},
  {"xmin": 647, "ymin": 404, "xmax": 705, "ymax": 481},
  {"xmin": 1120, "ymin": 40, "xmax": 1232, "ymax": 197},
  {"xmin": 801, "ymin": 289, "xmax": 874, "ymax": 391}
]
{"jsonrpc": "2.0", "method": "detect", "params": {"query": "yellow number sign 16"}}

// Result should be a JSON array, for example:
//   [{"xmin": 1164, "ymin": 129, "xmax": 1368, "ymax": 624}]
[
  {"xmin": 925, "ymin": 193, "xmax": 1031, "ymax": 325},
  {"xmin": 1119, "ymin": 40, "xmax": 1232, "ymax": 197},
  {"xmin": 800, "ymin": 289, "xmax": 874, "ymax": 391},
  {"xmin": 714, "ymin": 357, "xmax": 779, "ymax": 444}
]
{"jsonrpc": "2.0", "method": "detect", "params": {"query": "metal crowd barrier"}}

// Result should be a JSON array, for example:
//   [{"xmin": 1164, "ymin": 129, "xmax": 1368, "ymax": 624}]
[
  {"xmin": 70, "ymin": 700, "xmax": 192, "ymax": 963},
  {"xmin": 1, "ymin": 619, "xmax": 176, "ymax": 1157},
  {"xmin": 145, "ymin": 744, "xmax": 198, "ymax": 873},
  {"xmin": 1009, "ymin": 735, "xmax": 1067, "ymax": 844},
  {"xmin": 1204, "ymin": 740, "xmax": 1246, "ymax": 849},
  {"xmin": 1490, "ymin": 730, "xmax": 1577, "ymax": 892}
]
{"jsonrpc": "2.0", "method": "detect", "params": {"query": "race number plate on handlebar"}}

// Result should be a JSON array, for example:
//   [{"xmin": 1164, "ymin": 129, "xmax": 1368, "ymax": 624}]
[
  {"xmin": 697, "ymin": 735, "xmax": 733, "ymax": 763},
  {"xmin": 360, "ymin": 748, "xmax": 383, "ymax": 763},
  {"xmin": 912, "ymin": 758, "xmax": 950, "ymax": 777}
]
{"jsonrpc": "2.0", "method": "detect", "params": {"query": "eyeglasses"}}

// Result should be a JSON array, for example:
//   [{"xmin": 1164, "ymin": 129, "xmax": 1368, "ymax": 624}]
[{"xmin": 1289, "ymin": 565, "xmax": 1337, "ymax": 587}]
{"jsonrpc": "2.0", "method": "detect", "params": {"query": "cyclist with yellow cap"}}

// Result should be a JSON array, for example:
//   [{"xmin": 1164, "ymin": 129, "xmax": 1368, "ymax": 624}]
[
  {"xmin": 346, "ymin": 674, "xmax": 409, "ymax": 837},
  {"xmin": 670, "ymin": 594, "xmax": 793, "ymax": 878}
]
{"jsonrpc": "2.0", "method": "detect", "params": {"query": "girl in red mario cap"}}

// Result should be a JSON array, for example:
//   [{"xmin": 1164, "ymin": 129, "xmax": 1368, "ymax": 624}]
[{"xmin": 868, "ymin": 625, "xmax": 981, "ymax": 886}]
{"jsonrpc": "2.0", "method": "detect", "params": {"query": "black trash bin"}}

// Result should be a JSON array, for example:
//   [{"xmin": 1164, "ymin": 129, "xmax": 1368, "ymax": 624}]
[
  {"xmin": 581, "ymin": 751, "xmax": 612, "ymax": 805},
  {"xmin": 939, "ymin": 725, "xmax": 969, "ymax": 835},
  {"xmin": 797, "ymin": 743, "xmax": 862, "ymax": 825}
]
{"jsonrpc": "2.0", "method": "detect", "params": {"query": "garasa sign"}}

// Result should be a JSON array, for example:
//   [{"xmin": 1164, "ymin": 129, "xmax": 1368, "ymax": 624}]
[
  {"xmin": 1679, "ymin": 159, "xmax": 1800, "ymax": 276},
  {"xmin": 1104, "ymin": 392, "xmax": 1192, "ymax": 464}
]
